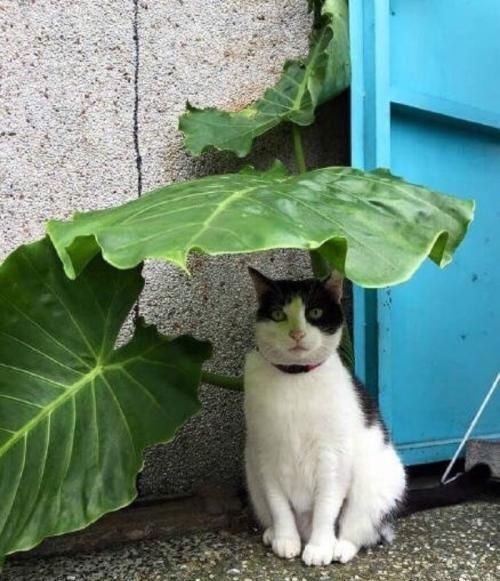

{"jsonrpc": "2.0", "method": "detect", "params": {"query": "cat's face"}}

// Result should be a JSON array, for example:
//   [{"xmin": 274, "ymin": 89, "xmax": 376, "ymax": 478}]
[{"xmin": 249, "ymin": 268, "xmax": 344, "ymax": 365}]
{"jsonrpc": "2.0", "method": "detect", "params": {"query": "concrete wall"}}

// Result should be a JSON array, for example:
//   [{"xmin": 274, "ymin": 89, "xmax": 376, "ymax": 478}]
[{"xmin": 0, "ymin": 0, "xmax": 349, "ymax": 496}]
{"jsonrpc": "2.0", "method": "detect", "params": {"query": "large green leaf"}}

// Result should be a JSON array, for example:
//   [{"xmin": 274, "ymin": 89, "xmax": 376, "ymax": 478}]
[
  {"xmin": 47, "ymin": 166, "xmax": 474, "ymax": 288},
  {"xmin": 0, "ymin": 238, "xmax": 211, "ymax": 558},
  {"xmin": 179, "ymin": 0, "xmax": 350, "ymax": 157}
]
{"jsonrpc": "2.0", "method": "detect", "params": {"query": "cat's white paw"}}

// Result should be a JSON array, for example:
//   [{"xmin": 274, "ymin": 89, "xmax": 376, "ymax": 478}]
[
  {"xmin": 262, "ymin": 528, "xmax": 273, "ymax": 546},
  {"xmin": 333, "ymin": 539, "xmax": 358, "ymax": 564},
  {"xmin": 302, "ymin": 541, "xmax": 334, "ymax": 566},
  {"xmin": 271, "ymin": 534, "xmax": 301, "ymax": 559}
]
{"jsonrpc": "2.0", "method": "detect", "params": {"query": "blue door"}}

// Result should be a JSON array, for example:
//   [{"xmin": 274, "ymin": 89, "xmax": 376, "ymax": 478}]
[{"xmin": 350, "ymin": 1, "xmax": 500, "ymax": 464}]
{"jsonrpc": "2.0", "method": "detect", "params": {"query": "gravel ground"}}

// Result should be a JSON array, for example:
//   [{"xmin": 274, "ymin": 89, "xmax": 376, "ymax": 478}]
[{"xmin": 4, "ymin": 496, "xmax": 499, "ymax": 581}]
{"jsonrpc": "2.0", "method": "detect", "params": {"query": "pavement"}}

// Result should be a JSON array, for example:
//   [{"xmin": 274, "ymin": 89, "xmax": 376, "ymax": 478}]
[{"xmin": 3, "ymin": 493, "xmax": 498, "ymax": 581}]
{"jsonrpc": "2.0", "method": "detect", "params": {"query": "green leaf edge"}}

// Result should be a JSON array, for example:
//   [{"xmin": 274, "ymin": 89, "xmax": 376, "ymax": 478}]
[
  {"xmin": 45, "ymin": 169, "xmax": 475, "ymax": 289},
  {"xmin": 178, "ymin": 0, "xmax": 350, "ymax": 157}
]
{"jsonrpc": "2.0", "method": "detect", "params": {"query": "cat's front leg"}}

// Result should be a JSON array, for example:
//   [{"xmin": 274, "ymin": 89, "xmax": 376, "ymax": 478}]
[
  {"xmin": 302, "ymin": 467, "xmax": 348, "ymax": 566},
  {"xmin": 263, "ymin": 482, "xmax": 301, "ymax": 559}
]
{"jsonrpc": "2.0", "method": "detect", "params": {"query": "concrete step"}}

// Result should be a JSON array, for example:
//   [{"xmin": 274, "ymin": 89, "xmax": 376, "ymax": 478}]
[{"xmin": 466, "ymin": 439, "xmax": 500, "ymax": 480}]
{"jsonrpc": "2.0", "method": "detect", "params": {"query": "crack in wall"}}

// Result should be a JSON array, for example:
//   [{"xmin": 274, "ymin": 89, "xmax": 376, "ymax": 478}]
[
  {"xmin": 133, "ymin": 0, "xmax": 143, "ymax": 197},
  {"xmin": 133, "ymin": 0, "xmax": 142, "ymax": 321}
]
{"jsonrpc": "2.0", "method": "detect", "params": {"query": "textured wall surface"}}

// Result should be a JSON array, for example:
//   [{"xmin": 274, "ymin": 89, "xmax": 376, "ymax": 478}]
[
  {"xmin": 0, "ymin": 0, "xmax": 349, "ymax": 496},
  {"xmin": 0, "ymin": 1, "xmax": 137, "ymax": 255}
]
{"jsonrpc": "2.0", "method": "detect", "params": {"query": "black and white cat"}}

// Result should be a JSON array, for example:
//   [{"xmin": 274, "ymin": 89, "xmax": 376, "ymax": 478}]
[
  {"xmin": 244, "ymin": 267, "xmax": 405, "ymax": 566},
  {"xmin": 243, "ymin": 267, "xmax": 490, "ymax": 567}
]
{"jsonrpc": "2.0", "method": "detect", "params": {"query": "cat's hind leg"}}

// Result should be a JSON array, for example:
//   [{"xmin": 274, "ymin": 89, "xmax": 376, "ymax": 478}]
[
  {"xmin": 334, "ymin": 499, "xmax": 385, "ymax": 563},
  {"xmin": 335, "ymin": 438, "xmax": 406, "ymax": 563},
  {"xmin": 334, "ymin": 507, "xmax": 395, "ymax": 562}
]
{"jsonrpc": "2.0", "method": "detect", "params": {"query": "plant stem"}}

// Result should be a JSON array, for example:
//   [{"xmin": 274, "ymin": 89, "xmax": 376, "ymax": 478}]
[
  {"xmin": 292, "ymin": 124, "xmax": 355, "ymax": 370},
  {"xmin": 293, "ymin": 124, "xmax": 326, "ymax": 277},
  {"xmin": 292, "ymin": 126, "xmax": 330, "ymax": 279},
  {"xmin": 292, "ymin": 124, "xmax": 307, "ymax": 174},
  {"xmin": 201, "ymin": 371, "xmax": 244, "ymax": 392}
]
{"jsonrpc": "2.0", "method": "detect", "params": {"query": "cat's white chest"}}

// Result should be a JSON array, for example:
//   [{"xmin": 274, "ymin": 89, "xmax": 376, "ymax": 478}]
[{"xmin": 244, "ymin": 351, "xmax": 354, "ymax": 511}]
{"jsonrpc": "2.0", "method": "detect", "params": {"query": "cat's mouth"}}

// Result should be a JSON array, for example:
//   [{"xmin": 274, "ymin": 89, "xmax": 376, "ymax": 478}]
[{"xmin": 289, "ymin": 345, "xmax": 308, "ymax": 352}]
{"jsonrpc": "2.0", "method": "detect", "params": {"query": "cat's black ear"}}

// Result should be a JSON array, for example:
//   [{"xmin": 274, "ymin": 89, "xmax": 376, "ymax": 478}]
[
  {"xmin": 321, "ymin": 270, "xmax": 344, "ymax": 302},
  {"xmin": 248, "ymin": 267, "xmax": 276, "ymax": 300}
]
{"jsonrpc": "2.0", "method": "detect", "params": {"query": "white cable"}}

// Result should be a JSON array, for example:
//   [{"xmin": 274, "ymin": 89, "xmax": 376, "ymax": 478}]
[{"xmin": 441, "ymin": 372, "xmax": 500, "ymax": 485}]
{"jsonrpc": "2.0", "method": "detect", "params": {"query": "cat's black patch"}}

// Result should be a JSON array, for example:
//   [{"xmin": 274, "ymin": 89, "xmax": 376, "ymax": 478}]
[
  {"xmin": 352, "ymin": 376, "xmax": 388, "ymax": 442},
  {"xmin": 254, "ymin": 277, "xmax": 344, "ymax": 336}
]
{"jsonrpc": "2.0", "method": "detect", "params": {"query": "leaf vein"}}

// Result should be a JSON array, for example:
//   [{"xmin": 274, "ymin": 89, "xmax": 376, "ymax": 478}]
[
  {"xmin": 20, "ymin": 250, "xmax": 98, "ymax": 359},
  {"xmin": 0, "ymin": 394, "xmax": 43, "ymax": 409},
  {"xmin": 0, "ymin": 293, "xmax": 91, "ymax": 370},
  {"xmin": 0, "ymin": 331, "xmax": 84, "ymax": 376},
  {"xmin": 100, "ymin": 374, "xmax": 137, "ymax": 458}
]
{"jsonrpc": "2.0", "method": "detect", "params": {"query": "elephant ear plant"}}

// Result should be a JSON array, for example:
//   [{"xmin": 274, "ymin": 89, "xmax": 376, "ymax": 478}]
[{"xmin": 0, "ymin": 0, "xmax": 474, "ymax": 566}]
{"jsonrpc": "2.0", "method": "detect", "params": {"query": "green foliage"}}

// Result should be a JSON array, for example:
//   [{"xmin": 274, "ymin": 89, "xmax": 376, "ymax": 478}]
[
  {"xmin": 47, "ymin": 165, "xmax": 473, "ymax": 288},
  {"xmin": 0, "ymin": 239, "xmax": 210, "ymax": 557},
  {"xmin": 179, "ymin": 0, "xmax": 350, "ymax": 156}
]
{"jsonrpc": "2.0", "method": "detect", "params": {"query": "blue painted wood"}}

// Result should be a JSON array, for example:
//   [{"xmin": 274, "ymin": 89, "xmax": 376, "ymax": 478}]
[
  {"xmin": 350, "ymin": 0, "xmax": 390, "ymax": 397},
  {"xmin": 391, "ymin": 87, "xmax": 500, "ymax": 133},
  {"xmin": 351, "ymin": 0, "xmax": 500, "ymax": 464},
  {"xmin": 390, "ymin": 0, "xmax": 500, "ymax": 114}
]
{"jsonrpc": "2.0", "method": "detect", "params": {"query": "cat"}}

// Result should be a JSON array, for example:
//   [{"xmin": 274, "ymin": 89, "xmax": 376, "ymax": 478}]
[
  {"xmin": 243, "ymin": 267, "xmax": 491, "ymax": 566},
  {"xmin": 243, "ymin": 267, "xmax": 405, "ymax": 566}
]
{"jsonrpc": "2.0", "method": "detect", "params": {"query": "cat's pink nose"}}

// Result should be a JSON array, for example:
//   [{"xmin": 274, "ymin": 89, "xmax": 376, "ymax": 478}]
[{"xmin": 289, "ymin": 330, "xmax": 305, "ymax": 342}]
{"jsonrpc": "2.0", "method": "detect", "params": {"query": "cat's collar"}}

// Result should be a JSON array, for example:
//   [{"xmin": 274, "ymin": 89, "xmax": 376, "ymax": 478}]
[
  {"xmin": 256, "ymin": 349, "xmax": 324, "ymax": 374},
  {"xmin": 272, "ymin": 362, "xmax": 323, "ymax": 374}
]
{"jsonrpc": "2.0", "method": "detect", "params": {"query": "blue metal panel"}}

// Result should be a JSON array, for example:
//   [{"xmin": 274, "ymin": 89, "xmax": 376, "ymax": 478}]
[{"xmin": 351, "ymin": 1, "xmax": 500, "ymax": 464}]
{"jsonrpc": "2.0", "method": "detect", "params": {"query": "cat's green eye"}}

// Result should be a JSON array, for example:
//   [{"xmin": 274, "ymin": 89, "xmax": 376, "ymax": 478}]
[
  {"xmin": 308, "ymin": 307, "xmax": 323, "ymax": 320},
  {"xmin": 270, "ymin": 309, "xmax": 286, "ymax": 322}
]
